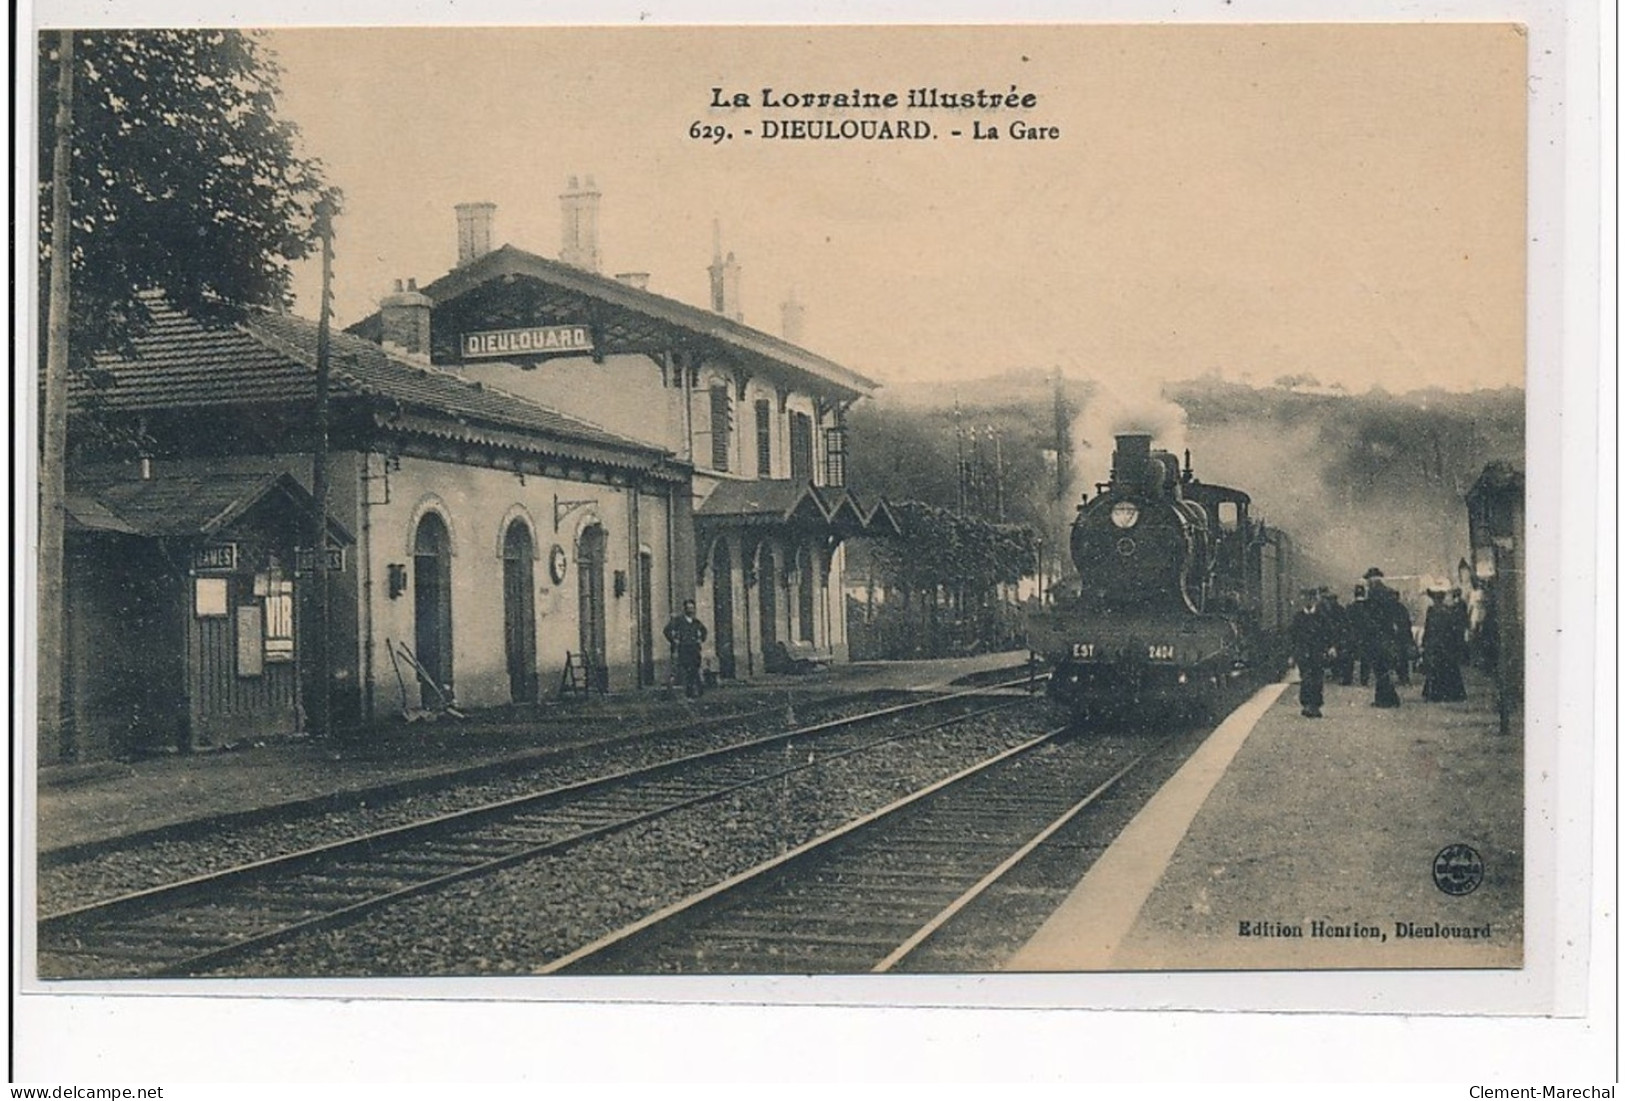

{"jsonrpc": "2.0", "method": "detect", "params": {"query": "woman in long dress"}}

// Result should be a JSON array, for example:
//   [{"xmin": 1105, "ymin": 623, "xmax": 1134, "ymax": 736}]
[{"xmin": 1421, "ymin": 589, "xmax": 1467, "ymax": 702}]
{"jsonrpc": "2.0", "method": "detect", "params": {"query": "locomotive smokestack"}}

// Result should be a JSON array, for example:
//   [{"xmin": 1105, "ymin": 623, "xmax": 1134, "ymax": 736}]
[{"xmin": 1111, "ymin": 434, "xmax": 1153, "ymax": 487}]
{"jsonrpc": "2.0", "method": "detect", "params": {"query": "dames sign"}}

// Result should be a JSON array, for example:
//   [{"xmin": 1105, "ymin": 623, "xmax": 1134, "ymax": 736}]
[{"xmin": 462, "ymin": 325, "xmax": 592, "ymax": 359}]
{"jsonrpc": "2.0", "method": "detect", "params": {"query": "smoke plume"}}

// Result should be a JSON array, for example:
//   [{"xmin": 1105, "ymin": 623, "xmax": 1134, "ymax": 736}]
[{"xmin": 1066, "ymin": 374, "xmax": 1189, "ymax": 506}]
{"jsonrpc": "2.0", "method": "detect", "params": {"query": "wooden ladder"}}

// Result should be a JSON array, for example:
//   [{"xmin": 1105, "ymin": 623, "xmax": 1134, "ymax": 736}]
[{"xmin": 558, "ymin": 651, "xmax": 605, "ymax": 700}]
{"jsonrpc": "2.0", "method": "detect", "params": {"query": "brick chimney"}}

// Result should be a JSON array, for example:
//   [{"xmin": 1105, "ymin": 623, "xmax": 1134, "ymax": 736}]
[
  {"xmin": 780, "ymin": 288, "xmax": 805, "ymax": 344},
  {"xmin": 708, "ymin": 221, "xmax": 742, "ymax": 322},
  {"xmin": 560, "ymin": 175, "xmax": 602, "ymax": 272},
  {"xmin": 455, "ymin": 202, "xmax": 496, "ymax": 267},
  {"xmin": 380, "ymin": 278, "xmax": 433, "ymax": 357}
]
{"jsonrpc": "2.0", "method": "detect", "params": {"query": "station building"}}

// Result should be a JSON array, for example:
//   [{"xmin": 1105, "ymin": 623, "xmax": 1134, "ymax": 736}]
[
  {"xmin": 54, "ymin": 180, "xmax": 894, "ymax": 762},
  {"xmin": 347, "ymin": 182, "xmax": 896, "ymax": 680}
]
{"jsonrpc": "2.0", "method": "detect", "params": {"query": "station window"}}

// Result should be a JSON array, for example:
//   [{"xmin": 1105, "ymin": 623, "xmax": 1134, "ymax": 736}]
[
  {"xmin": 709, "ymin": 385, "xmax": 732, "ymax": 472},
  {"xmin": 755, "ymin": 399, "xmax": 773, "ymax": 477},
  {"xmin": 823, "ymin": 426, "xmax": 847, "ymax": 487},
  {"xmin": 789, "ymin": 411, "xmax": 814, "ymax": 483}
]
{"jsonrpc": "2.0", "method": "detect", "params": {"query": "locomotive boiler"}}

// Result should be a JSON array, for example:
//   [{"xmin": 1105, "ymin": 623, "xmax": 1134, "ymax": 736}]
[{"xmin": 1029, "ymin": 433, "xmax": 1294, "ymax": 722}]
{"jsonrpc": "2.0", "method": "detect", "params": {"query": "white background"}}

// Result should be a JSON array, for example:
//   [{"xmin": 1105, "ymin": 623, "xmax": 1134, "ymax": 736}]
[{"xmin": 9, "ymin": 0, "xmax": 1615, "ymax": 1087}]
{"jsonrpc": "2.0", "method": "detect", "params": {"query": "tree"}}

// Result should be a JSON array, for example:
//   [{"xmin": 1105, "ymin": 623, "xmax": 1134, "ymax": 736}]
[
  {"xmin": 38, "ymin": 29, "xmax": 332, "ymax": 372},
  {"xmin": 37, "ymin": 29, "xmax": 332, "ymax": 758},
  {"xmin": 861, "ymin": 502, "xmax": 1035, "ymax": 656}
]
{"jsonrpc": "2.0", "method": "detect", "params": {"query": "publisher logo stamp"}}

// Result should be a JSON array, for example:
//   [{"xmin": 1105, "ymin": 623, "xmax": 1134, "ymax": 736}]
[{"xmin": 1432, "ymin": 844, "xmax": 1485, "ymax": 896}]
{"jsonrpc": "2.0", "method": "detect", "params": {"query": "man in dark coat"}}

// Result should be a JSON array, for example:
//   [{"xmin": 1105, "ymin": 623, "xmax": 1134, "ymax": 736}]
[
  {"xmin": 664, "ymin": 599, "xmax": 709, "ymax": 698},
  {"xmin": 1322, "ymin": 590, "xmax": 1355, "ymax": 686},
  {"xmin": 1349, "ymin": 583, "xmax": 1375, "ymax": 686},
  {"xmin": 1289, "ymin": 588, "xmax": 1330, "ymax": 718}
]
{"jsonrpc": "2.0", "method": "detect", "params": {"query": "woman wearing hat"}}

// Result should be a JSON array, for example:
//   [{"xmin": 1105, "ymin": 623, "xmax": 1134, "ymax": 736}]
[
  {"xmin": 1421, "ymin": 584, "xmax": 1468, "ymax": 702},
  {"xmin": 1365, "ymin": 572, "xmax": 1404, "ymax": 708}
]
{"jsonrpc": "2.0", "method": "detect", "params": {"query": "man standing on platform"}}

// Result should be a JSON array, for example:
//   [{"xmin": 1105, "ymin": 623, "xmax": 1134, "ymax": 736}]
[
  {"xmin": 1289, "ymin": 587, "xmax": 1329, "ymax": 718},
  {"xmin": 1322, "ymin": 589, "xmax": 1355, "ymax": 686},
  {"xmin": 1364, "ymin": 568, "xmax": 1404, "ymax": 708},
  {"xmin": 1349, "ymin": 582, "xmax": 1375, "ymax": 686},
  {"xmin": 664, "ymin": 599, "xmax": 709, "ymax": 699}
]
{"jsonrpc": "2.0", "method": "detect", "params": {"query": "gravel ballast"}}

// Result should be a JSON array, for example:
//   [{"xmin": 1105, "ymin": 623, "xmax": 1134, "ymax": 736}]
[{"xmin": 211, "ymin": 707, "xmax": 1057, "ymax": 977}]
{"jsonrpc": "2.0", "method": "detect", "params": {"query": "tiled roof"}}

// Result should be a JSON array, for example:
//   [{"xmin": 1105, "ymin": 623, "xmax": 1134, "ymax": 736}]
[
  {"xmin": 67, "ymin": 470, "xmax": 353, "ymax": 542},
  {"xmin": 696, "ymin": 479, "xmax": 897, "ymax": 536},
  {"xmin": 63, "ymin": 494, "xmax": 140, "ymax": 535},
  {"xmin": 860, "ymin": 496, "xmax": 902, "ymax": 537},
  {"xmin": 352, "ymin": 245, "xmax": 880, "ymax": 399},
  {"xmin": 696, "ymin": 479, "xmax": 831, "ymax": 524},
  {"xmin": 72, "ymin": 293, "xmax": 675, "ymax": 473}
]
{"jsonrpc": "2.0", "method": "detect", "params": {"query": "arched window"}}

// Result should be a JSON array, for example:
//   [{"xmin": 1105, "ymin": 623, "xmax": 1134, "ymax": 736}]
[
  {"xmin": 711, "ymin": 540, "xmax": 736, "ymax": 679},
  {"xmin": 501, "ymin": 519, "xmax": 537, "ymax": 703},
  {"xmin": 412, "ymin": 512, "xmax": 453, "ymax": 705},
  {"xmin": 709, "ymin": 384, "xmax": 732, "ymax": 472},
  {"xmin": 577, "ymin": 524, "xmax": 608, "ymax": 690},
  {"xmin": 797, "ymin": 545, "xmax": 816, "ymax": 643}
]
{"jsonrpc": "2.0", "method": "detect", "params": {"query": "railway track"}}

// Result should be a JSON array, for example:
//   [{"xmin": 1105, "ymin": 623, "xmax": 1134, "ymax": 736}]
[
  {"xmin": 543, "ymin": 725, "xmax": 1168, "ymax": 975},
  {"xmin": 39, "ymin": 686, "xmax": 917, "ymax": 872},
  {"xmin": 39, "ymin": 677, "xmax": 1043, "ymax": 979}
]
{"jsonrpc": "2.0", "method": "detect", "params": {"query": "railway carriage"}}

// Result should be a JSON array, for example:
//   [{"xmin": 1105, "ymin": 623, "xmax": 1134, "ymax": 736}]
[{"xmin": 1029, "ymin": 433, "xmax": 1294, "ymax": 722}]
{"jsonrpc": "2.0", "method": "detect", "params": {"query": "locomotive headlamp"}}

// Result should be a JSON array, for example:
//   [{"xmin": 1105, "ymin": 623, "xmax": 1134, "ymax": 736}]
[{"xmin": 1110, "ymin": 501, "xmax": 1141, "ymax": 529}]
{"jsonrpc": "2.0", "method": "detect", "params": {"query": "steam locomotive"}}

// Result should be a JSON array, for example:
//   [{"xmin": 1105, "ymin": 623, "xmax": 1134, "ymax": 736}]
[{"xmin": 1029, "ymin": 433, "xmax": 1295, "ymax": 723}]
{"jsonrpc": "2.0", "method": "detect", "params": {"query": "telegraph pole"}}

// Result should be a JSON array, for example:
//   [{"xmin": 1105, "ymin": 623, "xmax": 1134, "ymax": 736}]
[
  {"xmin": 953, "ymin": 398, "xmax": 966, "ymax": 515},
  {"xmin": 1052, "ymin": 366, "xmax": 1067, "ymax": 502},
  {"xmin": 991, "ymin": 425, "xmax": 1005, "ymax": 522},
  {"xmin": 39, "ymin": 30, "xmax": 76, "ymax": 760},
  {"xmin": 308, "ymin": 195, "xmax": 336, "ymax": 740}
]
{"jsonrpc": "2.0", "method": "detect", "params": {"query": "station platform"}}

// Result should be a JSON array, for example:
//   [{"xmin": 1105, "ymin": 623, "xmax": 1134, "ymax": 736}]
[
  {"xmin": 1006, "ymin": 667, "xmax": 1523, "ymax": 971},
  {"xmin": 32, "ymin": 650, "xmax": 1028, "ymax": 854}
]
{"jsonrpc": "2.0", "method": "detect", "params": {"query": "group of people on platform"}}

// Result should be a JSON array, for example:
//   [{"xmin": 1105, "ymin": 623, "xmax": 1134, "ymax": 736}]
[{"xmin": 1289, "ymin": 566, "xmax": 1475, "ymax": 719}]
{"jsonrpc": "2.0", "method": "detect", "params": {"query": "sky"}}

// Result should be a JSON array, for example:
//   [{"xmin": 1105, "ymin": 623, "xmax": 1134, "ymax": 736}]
[{"xmin": 265, "ymin": 24, "xmax": 1526, "ymax": 396}]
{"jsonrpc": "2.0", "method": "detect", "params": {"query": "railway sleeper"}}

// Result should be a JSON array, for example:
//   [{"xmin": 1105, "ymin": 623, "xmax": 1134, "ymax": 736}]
[
  {"xmin": 694, "ymin": 928, "xmax": 914, "ymax": 950},
  {"xmin": 235, "ymin": 888, "xmax": 377, "ymax": 909},
  {"xmin": 517, "ymin": 811, "xmax": 638, "ymax": 829},
  {"xmin": 298, "ymin": 870, "xmax": 420, "ymax": 888},
  {"xmin": 710, "ymin": 915, "xmax": 934, "ymax": 940},
  {"xmin": 351, "ymin": 854, "xmax": 482, "ymax": 872},
  {"xmin": 40, "ymin": 942, "xmax": 220, "ymax": 965},
  {"xmin": 56, "ymin": 928, "xmax": 241, "ymax": 952},
  {"xmin": 768, "ymin": 885, "xmax": 965, "ymax": 908},
  {"xmin": 809, "ymin": 868, "xmax": 992, "ymax": 888},
  {"xmin": 414, "ymin": 839, "xmax": 529, "ymax": 858}
]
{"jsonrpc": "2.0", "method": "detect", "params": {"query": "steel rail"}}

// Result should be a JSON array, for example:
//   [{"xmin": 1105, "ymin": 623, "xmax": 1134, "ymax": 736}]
[
  {"xmin": 41, "ymin": 677, "xmax": 1042, "ymax": 977},
  {"xmin": 42, "ymin": 676, "xmax": 1034, "ymax": 928},
  {"xmin": 871, "ymin": 748, "xmax": 1152, "ymax": 971},
  {"xmin": 537, "ymin": 723, "xmax": 1073, "ymax": 974},
  {"xmin": 542, "ymin": 726, "xmax": 1188, "ymax": 976}
]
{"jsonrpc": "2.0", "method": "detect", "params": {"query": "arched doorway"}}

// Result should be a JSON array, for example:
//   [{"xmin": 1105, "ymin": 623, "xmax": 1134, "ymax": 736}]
[
  {"xmin": 758, "ymin": 544, "xmax": 778, "ymax": 664},
  {"xmin": 711, "ymin": 541, "xmax": 736, "ymax": 679},
  {"xmin": 412, "ymin": 512, "xmax": 453, "ymax": 707},
  {"xmin": 576, "ymin": 524, "xmax": 608, "ymax": 691},
  {"xmin": 502, "ymin": 519, "xmax": 538, "ymax": 703},
  {"xmin": 797, "ymin": 545, "xmax": 817, "ymax": 643},
  {"xmin": 637, "ymin": 550, "xmax": 655, "ymax": 687}
]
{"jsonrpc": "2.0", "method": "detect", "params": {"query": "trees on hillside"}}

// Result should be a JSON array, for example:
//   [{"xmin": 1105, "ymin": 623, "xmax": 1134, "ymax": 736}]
[
  {"xmin": 848, "ymin": 502, "xmax": 1036, "ymax": 660},
  {"xmin": 38, "ymin": 29, "xmax": 332, "ymax": 371}
]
